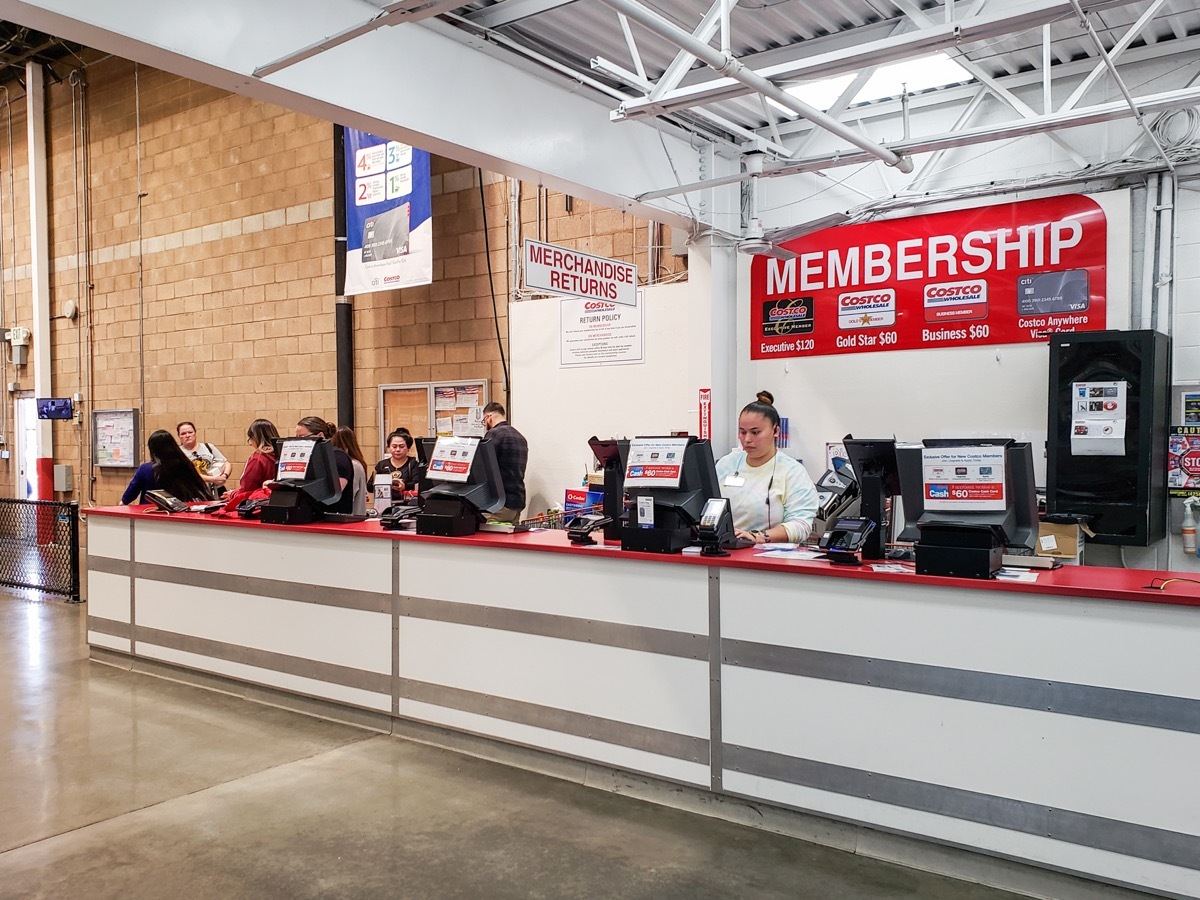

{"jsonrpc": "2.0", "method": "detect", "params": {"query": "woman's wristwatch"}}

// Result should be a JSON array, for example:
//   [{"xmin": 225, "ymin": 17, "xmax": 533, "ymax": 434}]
[{"xmin": 752, "ymin": 529, "xmax": 767, "ymax": 543}]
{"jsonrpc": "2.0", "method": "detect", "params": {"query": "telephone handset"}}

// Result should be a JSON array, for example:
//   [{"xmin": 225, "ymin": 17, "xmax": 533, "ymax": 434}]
[
  {"xmin": 818, "ymin": 516, "xmax": 876, "ymax": 565},
  {"xmin": 144, "ymin": 490, "xmax": 189, "ymax": 514}
]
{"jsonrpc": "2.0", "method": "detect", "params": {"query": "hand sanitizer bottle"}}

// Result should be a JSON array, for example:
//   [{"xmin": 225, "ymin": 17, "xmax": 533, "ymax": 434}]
[{"xmin": 1182, "ymin": 498, "xmax": 1198, "ymax": 556}]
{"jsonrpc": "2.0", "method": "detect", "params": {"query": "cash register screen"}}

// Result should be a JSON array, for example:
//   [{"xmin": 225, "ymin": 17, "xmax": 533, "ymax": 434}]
[
  {"xmin": 623, "ymin": 437, "xmax": 690, "ymax": 489},
  {"xmin": 920, "ymin": 445, "xmax": 1007, "ymax": 512}
]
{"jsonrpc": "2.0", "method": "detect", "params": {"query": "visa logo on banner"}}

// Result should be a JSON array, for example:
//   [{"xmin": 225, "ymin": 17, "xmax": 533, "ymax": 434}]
[{"xmin": 749, "ymin": 195, "xmax": 1108, "ymax": 360}]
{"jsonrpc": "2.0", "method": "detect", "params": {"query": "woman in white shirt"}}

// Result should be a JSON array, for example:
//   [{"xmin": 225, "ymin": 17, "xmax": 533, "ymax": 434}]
[{"xmin": 715, "ymin": 401, "xmax": 819, "ymax": 545}]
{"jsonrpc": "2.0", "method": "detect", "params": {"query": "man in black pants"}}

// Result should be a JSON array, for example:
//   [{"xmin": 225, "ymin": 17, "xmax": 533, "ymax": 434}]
[{"xmin": 482, "ymin": 401, "xmax": 528, "ymax": 523}]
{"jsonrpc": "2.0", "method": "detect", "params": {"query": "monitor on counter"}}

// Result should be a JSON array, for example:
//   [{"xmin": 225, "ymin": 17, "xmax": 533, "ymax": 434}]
[
  {"xmin": 897, "ymin": 439, "xmax": 1038, "ymax": 551},
  {"xmin": 264, "ymin": 436, "xmax": 343, "ymax": 524},
  {"xmin": 422, "ymin": 435, "xmax": 506, "ymax": 514},
  {"xmin": 621, "ymin": 435, "xmax": 722, "ymax": 553}
]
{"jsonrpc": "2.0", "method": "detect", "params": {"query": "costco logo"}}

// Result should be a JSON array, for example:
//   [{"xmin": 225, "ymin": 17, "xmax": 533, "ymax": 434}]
[
  {"xmin": 924, "ymin": 280, "xmax": 987, "ymax": 322},
  {"xmin": 837, "ymin": 288, "xmax": 895, "ymax": 330}
]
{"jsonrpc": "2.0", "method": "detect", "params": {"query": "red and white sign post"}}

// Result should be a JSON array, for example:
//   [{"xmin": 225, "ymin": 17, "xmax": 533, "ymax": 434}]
[{"xmin": 698, "ymin": 388, "xmax": 712, "ymax": 440}]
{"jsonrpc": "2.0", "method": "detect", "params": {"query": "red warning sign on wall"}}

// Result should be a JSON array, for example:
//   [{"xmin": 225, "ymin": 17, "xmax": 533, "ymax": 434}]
[{"xmin": 749, "ymin": 195, "xmax": 1107, "ymax": 360}]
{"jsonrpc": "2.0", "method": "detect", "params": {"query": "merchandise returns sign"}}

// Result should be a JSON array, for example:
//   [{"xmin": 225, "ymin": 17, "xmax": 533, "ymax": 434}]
[
  {"xmin": 525, "ymin": 240, "xmax": 637, "ymax": 306},
  {"xmin": 749, "ymin": 195, "xmax": 1107, "ymax": 359}
]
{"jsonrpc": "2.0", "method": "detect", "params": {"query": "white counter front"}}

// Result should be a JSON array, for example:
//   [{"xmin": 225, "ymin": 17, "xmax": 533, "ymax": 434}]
[{"xmin": 86, "ymin": 509, "xmax": 1200, "ymax": 898}]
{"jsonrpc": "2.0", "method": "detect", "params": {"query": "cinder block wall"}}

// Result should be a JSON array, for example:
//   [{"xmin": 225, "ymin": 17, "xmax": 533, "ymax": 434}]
[{"xmin": 0, "ymin": 57, "xmax": 684, "ymax": 506}]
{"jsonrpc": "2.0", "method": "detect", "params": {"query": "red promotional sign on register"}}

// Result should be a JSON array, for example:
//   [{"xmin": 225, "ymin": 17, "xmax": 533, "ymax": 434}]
[{"xmin": 749, "ymin": 195, "xmax": 1107, "ymax": 360}]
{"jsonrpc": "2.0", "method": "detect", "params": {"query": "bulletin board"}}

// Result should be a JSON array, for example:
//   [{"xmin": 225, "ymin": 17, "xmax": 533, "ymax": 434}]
[
  {"xmin": 93, "ymin": 408, "xmax": 140, "ymax": 468},
  {"xmin": 377, "ymin": 380, "xmax": 489, "ymax": 454}
]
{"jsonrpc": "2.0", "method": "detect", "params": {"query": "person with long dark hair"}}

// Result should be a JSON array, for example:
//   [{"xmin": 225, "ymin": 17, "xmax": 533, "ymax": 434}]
[
  {"xmin": 121, "ymin": 429, "xmax": 210, "ymax": 504},
  {"xmin": 238, "ymin": 418, "xmax": 281, "ymax": 494},
  {"xmin": 295, "ymin": 416, "xmax": 354, "ymax": 514},
  {"xmin": 371, "ymin": 429, "xmax": 420, "ymax": 496},
  {"xmin": 330, "ymin": 426, "xmax": 369, "ymax": 516}
]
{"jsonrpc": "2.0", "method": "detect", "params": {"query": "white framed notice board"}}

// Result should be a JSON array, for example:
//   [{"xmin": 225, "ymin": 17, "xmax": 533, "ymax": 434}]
[{"xmin": 93, "ymin": 408, "xmax": 140, "ymax": 468}]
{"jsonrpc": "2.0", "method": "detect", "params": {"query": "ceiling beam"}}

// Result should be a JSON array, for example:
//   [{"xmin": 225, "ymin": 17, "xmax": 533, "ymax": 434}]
[
  {"xmin": 463, "ymin": 0, "xmax": 579, "ymax": 30},
  {"xmin": 635, "ymin": 82, "xmax": 1200, "ymax": 201},
  {"xmin": 254, "ymin": 0, "xmax": 463, "ymax": 78},
  {"xmin": 0, "ymin": 0, "xmax": 699, "ymax": 226},
  {"xmin": 765, "ymin": 31, "xmax": 1200, "ymax": 139},
  {"xmin": 598, "ymin": 0, "xmax": 912, "ymax": 171},
  {"xmin": 891, "ymin": 0, "xmax": 1087, "ymax": 168},
  {"xmin": 779, "ymin": 83, "xmax": 1200, "ymax": 175},
  {"xmin": 648, "ymin": 0, "xmax": 730, "ymax": 101},
  {"xmin": 613, "ymin": 0, "xmax": 1144, "ymax": 120}
]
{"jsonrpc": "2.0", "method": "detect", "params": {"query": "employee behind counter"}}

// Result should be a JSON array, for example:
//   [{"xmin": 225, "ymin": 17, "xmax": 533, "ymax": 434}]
[{"xmin": 715, "ymin": 401, "xmax": 819, "ymax": 545}]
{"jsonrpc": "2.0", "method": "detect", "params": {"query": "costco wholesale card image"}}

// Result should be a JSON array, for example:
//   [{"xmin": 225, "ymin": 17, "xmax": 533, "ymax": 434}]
[{"xmin": 748, "ymin": 195, "xmax": 1107, "ymax": 359}]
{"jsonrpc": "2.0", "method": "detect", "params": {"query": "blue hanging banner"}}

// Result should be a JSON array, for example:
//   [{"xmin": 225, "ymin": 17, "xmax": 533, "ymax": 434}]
[{"xmin": 343, "ymin": 127, "xmax": 432, "ymax": 295}]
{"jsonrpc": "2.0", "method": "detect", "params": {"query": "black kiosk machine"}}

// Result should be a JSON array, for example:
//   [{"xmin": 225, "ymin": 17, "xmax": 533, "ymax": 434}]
[
  {"xmin": 415, "ymin": 435, "xmax": 506, "ymax": 537},
  {"xmin": 620, "ymin": 436, "xmax": 723, "ymax": 554},
  {"xmin": 262, "ymin": 437, "xmax": 342, "ymax": 525}
]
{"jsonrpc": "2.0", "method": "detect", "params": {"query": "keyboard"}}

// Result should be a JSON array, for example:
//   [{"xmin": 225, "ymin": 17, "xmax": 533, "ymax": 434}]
[
  {"xmin": 721, "ymin": 535, "xmax": 755, "ymax": 550},
  {"xmin": 1001, "ymin": 553, "xmax": 1059, "ymax": 569},
  {"xmin": 321, "ymin": 513, "xmax": 369, "ymax": 524}
]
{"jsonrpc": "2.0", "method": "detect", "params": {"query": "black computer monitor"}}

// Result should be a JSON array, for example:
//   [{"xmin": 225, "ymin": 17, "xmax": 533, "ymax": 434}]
[
  {"xmin": 897, "ymin": 439, "xmax": 1038, "ymax": 551},
  {"xmin": 588, "ymin": 437, "xmax": 630, "ymax": 542},
  {"xmin": 897, "ymin": 438, "xmax": 1017, "ymax": 543},
  {"xmin": 422, "ymin": 435, "xmax": 506, "ymax": 514},
  {"xmin": 415, "ymin": 436, "xmax": 436, "ymax": 466},
  {"xmin": 843, "ymin": 436, "xmax": 901, "ymax": 560},
  {"xmin": 264, "ymin": 436, "xmax": 343, "ymax": 524},
  {"xmin": 621, "ymin": 436, "xmax": 721, "ymax": 553},
  {"xmin": 37, "ymin": 398, "xmax": 73, "ymax": 419},
  {"xmin": 414, "ymin": 436, "xmax": 437, "ymax": 494}
]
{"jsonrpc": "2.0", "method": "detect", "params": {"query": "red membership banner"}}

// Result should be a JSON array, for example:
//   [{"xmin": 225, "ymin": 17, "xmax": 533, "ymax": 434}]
[{"xmin": 750, "ymin": 195, "xmax": 1107, "ymax": 360}]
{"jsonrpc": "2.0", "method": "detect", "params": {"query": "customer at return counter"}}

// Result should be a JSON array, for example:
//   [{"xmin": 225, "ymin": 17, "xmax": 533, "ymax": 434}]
[
  {"xmin": 177, "ymin": 421, "xmax": 231, "ymax": 497},
  {"xmin": 121, "ymin": 429, "xmax": 211, "ymax": 504},
  {"xmin": 295, "ymin": 416, "xmax": 354, "ymax": 514},
  {"xmin": 371, "ymin": 430, "xmax": 420, "ymax": 494},
  {"xmin": 715, "ymin": 401, "xmax": 818, "ymax": 545},
  {"xmin": 331, "ymin": 426, "xmax": 369, "ymax": 516},
  {"xmin": 238, "ymin": 418, "xmax": 280, "ymax": 493},
  {"xmin": 482, "ymin": 401, "xmax": 528, "ymax": 524}
]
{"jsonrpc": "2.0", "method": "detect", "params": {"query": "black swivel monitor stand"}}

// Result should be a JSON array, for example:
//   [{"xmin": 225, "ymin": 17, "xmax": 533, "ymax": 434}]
[
  {"xmin": 843, "ymin": 436, "xmax": 902, "ymax": 561},
  {"xmin": 588, "ymin": 436, "xmax": 629, "ymax": 543}
]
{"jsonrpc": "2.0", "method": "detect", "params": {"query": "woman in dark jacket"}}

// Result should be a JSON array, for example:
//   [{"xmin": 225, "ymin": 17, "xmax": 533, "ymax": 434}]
[{"xmin": 121, "ymin": 429, "xmax": 210, "ymax": 504}]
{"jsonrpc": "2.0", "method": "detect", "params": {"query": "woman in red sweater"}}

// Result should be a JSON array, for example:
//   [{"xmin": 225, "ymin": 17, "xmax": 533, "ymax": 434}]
[{"xmin": 238, "ymin": 418, "xmax": 280, "ymax": 493}]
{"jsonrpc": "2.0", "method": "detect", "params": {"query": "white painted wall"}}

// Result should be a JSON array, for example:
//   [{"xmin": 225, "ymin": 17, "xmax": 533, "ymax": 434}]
[
  {"xmin": 1175, "ymin": 187, "xmax": 1200, "ymax": 384},
  {"xmin": 511, "ymin": 278, "xmax": 712, "ymax": 517}
]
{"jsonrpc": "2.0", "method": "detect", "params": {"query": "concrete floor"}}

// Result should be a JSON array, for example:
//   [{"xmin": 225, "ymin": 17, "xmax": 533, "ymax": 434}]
[{"xmin": 0, "ymin": 591, "xmax": 1125, "ymax": 899}]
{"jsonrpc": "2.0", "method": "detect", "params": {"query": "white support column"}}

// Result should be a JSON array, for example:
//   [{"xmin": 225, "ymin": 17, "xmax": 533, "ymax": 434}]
[
  {"xmin": 687, "ymin": 148, "xmax": 741, "ymax": 455},
  {"xmin": 26, "ymin": 61, "xmax": 52, "ymax": 498}
]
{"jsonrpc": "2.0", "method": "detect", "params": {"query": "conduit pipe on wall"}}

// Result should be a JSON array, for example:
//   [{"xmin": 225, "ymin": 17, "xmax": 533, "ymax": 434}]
[
  {"xmin": 0, "ymin": 86, "xmax": 11, "ymax": 448},
  {"xmin": 508, "ymin": 177, "xmax": 521, "ymax": 300},
  {"xmin": 598, "ymin": 0, "xmax": 912, "ymax": 173},
  {"xmin": 1139, "ymin": 174, "xmax": 1158, "ymax": 332},
  {"xmin": 333, "ymin": 126, "xmax": 353, "ymax": 430},
  {"xmin": 1155, "ymin": 172, "xmax": 1175, "ymax": 337},
  {"xmin": 26, "ymin": 62, "xmax": 53, "ymax": 499}
]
